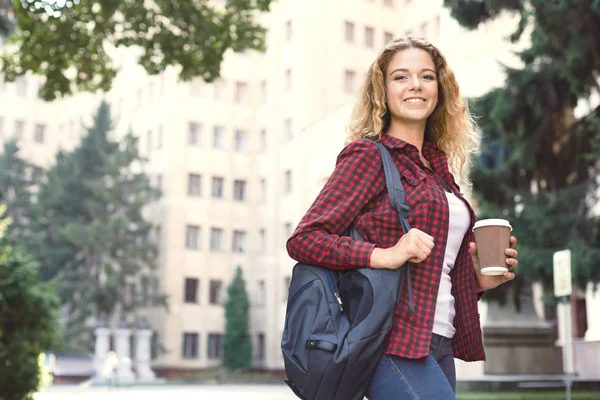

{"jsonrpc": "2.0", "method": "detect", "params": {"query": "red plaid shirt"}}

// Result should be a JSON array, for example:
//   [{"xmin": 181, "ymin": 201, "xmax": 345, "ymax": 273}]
[{"xmin": 286, "ymin": 133, "xmax": 485, "ymax": 361}]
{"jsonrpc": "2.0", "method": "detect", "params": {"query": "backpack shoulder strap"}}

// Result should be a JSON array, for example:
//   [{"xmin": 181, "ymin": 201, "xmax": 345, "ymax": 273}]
[
  {"xmin": 371, "ymin": 141, "xmax": 410, "ymax": 234},
  {"xmin": 369, "ymin": 140, "xmax": 415, "ymax": 312}
]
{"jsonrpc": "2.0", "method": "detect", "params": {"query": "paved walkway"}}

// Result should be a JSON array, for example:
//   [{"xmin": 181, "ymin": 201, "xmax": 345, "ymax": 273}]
[{"xmin": 35, "ymin": 384, "xmax": 299, "ymax": 400}]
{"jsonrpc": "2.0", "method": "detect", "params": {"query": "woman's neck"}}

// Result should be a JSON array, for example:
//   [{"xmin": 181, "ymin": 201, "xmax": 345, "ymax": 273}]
[{"xmin": 386, "ymin": 120, "xmax": 426, "ymax": 153}]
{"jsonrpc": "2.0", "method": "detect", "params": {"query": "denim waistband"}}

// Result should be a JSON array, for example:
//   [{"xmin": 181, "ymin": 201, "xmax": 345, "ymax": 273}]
[{"xmin": 430, "ymin": 333, "xmax": 453, "ymax": 360}]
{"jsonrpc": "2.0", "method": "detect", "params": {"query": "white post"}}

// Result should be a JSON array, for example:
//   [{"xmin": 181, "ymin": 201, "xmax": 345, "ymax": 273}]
[
  {"xmin": 585, "ymin": 282, "xmax": 600, "ymax": 341},
  {"xmin": 135, "ymin": 325, "xmax": 156, "ymax": 381},
  {"xmin": 114, "ymin": 325, "xmax": 136, "ymax": 383},
  {"xmin": 93, "ymin": 326, "xmax": 111, "ymax": 381}
]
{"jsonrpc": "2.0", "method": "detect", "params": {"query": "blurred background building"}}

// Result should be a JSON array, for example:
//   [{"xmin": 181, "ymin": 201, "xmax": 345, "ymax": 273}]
[{"xmin": 1, "ymin": 0, "xmax": 598, "ymax": 379}]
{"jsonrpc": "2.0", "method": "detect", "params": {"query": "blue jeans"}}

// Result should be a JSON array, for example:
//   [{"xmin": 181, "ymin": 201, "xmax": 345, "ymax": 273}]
[{"xmin": 366, "ymin": 334, "xmax": 456, "ymax": 400}]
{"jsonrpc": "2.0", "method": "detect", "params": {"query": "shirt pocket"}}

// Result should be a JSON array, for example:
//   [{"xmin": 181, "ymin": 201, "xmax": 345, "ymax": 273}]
[{"xmin": 360, "ymin": 169, "xmax": 427, "ymax": 246}]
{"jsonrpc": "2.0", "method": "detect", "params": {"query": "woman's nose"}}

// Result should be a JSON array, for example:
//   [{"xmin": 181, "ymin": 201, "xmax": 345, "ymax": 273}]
[{"xmin": 408, "ymin": 75, "xmax": 422, "ymax": 91}]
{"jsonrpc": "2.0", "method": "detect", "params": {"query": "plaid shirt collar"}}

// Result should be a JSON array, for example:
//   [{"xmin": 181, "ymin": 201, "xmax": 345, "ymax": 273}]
[{"xmin": 379, "ymin": 133, "xmax": 455, "ymax": 189}]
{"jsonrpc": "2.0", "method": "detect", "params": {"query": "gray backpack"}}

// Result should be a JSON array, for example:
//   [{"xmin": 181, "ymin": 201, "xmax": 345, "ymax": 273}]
[{"xmin": 281, "ymin": 140, "xmax": 414, "ymax": 400}]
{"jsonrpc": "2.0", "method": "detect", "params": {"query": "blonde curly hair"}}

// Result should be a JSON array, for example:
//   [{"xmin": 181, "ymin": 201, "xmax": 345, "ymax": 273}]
[{"xmin": 347, "ymin": 36, "xmax": 479, "ymax": 184}]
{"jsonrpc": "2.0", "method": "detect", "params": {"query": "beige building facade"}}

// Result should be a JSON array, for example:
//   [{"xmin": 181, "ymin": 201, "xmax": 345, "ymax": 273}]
[{"xmin": 2, "ymin": 0, "xmax": 597, "ymax": 378}]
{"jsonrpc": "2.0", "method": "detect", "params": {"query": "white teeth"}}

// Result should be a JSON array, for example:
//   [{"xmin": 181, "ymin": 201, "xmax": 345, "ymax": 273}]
[{"xmin": 405, "ymin": 98, "xmax": 425, "ymax": 103}]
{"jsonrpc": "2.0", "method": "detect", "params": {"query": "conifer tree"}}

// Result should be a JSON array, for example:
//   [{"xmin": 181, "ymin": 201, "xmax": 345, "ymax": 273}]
[
  {"xmin": 444, "ymin": 0, "xmax": 600, "ymax": 304},
  {"xmin": 223, "ymin": 266, "xmax": 252, "ymax": 371}
]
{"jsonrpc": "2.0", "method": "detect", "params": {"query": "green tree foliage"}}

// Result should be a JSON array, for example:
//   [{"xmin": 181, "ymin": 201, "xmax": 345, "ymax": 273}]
[
  {"xmin": 0, "ymin": 224, "xmax": 59, "ymax": 400},
  {"xmin": 29, "ymin": 101, "xmax": 163, "ymax": 352},
  {"xmin": 223, "ymin": 266, "xmax": 252, "ymax": 371},
  {"xmin": 0, "ymin": 139, "xmax": 35, "ymax": 243},
  {"xmin": 444, "ymin": 0, "xmax": 600, "ymax": 303},
  {"xmin": 0, "ymin": 0, "xmax": 273, "ymax": 100}
]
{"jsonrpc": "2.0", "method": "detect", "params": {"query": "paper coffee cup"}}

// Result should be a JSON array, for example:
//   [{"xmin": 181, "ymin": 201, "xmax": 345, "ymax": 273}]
[{"xmin": 472, "ymin": 219, "xmax": 512, "ymax": 276}]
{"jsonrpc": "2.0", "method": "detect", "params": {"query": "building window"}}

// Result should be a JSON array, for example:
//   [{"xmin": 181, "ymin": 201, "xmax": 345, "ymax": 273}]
[
  {"xmin": 184, "ymin": 278, "xmax": 199, "ymax": 303},
  {"xmin": 344, "ymin": 70, "xmax": 356, "ymax": 93},
  {"xmin": 182, "ymin": 333, "xmax": 199, "ymax": 359},
  {"xmin": 153, "ymin": 224, "xmax": 162, "ymax": 248},
  {"xmin": 136, "ymin": 88, "xmax": 143, "ymax": 109},
  {"xmin": 188, "ymin": 122, "xmax": 203, "ymax": 146},
  {"xmin": 16, "ymin": 77, "xmax": 27, "ymax": 97},
  {"xmin": 420, "ymin": 21, "xmax": 429, "ymax": 38},
  {"xmin": 284, "ymin": 170, "xmax": 292, "ymax": 194},
  {"xmin": 283, "ymin": 276, "xmax": 291, "ymax": 301},
  {"xmin": 260, "ymin": 80, "xmax": 267, "ymax": 103},
  {"xmin": 214, "ymin": 79, "xmax": 226, "ymax": 100},
  {"xmin": 210, "ymin": 228, "xmax": 224, "ymax": 251},
  {"xmin": 157, "ymin": 125, "xmax": 163, "ymax": 149},
  {"xmin": 260, "ymin": 130, "xmax": 267, "ymax": 152},
  {"xmin": 146, "ymin": 130, "xmax": 153, "ymax": 154},
  {"xmin": 213, "ymin": 126, "xmax": 226, "ymax": 149},
  {"xmin": 185, "ymin": 225, "xmax": 200, "ymax": 249},
  {"xmin": 259, "ymin": 178, "xmax": 267, "ymax": 204},
  {"xmin": 31, "ymin": 166, "xmax": 43, "ymax": 183},
  {"xmin": 344, "ymin": 21, "xmax": 355, "ymax": 42},
  {"xmin": 188, "ymin": 173, "xmax": 202, "ymax": 196},
  {"xmin": 211, "ymin": 176, "xmax": 224, "ymax": 199},
  {"xmin": 34, "ymin": 124, "xmax": 45, "ymax": 143},
  {"xmin": 141, "ymin": 275, "xmax": 150, "ymax": 307},
  {"xmin": 384, "ymin": 31, "xmax": 394, "ymax": 44},
  {"xmin": 190, "ymin": 78, "xmax": 203, "ymax": 96},
  {"xmin": 234, "ymin": 130, "xmax": 248, "ymax": 152},
  {"xmin": 364, "ymin": 26, "xmax": 375, "ymax": 48},
  {"xmin": 156, "ymin": 174, "xmax": 163, "ymax": 190},
  {"xmin": 259, "ymin": 228, "xmax": 266, "ymax": 253},
  {"xmin": 232, "ymin": 230, "xmax": 246, "ymax": 253},
  {"xmin": 233, "ymin": 179, "xmax": 247, "ymax": 201},
  {"xmin": 284, "ymin": 119, "xmax": 292, "ymax": 142},
  {"xmin": 285, "ymin": 69, "xmax": 292, "ymax": 92},
  {"xmin": 208, "ymin": 333, "xmax": 223, "ymax": 359},
  {"xmin": 235, "ymin": 81, "xmax": 249, "ymax": 104},
  {"xmin": 209, "ymin": 280, "xmax": 223, "ymax": 305},
  {"xmin": 14, "ymin": 120, "xmax": 24, "ymax": 138},
  {"xmin": 256, "ymin": 333, "xmax": 265, "ymax": 360},
  {"xmin": 285, "ymin": 20, "xmax": 292, "ymax": 41},
  {"xmin": 284, "ymin": 223, "xmax": 293, "ymax": 242},
  {"xmin": 148, "ymin": 82, "xmax": 154, "ymax": 100},
  {"xmin": 257, "ymin": 281, "xmax": 265, "ymax": 306}
]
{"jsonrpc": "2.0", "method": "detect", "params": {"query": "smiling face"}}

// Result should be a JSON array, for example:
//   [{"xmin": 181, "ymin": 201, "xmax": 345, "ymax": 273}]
[{"xmin": 385, "ymin": 48, "xmax": 439, "ymax": 129}]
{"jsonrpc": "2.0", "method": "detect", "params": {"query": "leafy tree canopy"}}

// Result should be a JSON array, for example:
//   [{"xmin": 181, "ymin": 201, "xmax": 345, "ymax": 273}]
[{"xmin": 0, "ymin": 0, "xmax": 273, "ymax": 100}]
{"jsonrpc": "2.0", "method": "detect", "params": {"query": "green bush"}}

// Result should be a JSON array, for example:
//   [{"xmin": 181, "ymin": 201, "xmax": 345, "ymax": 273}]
[{"xmin": 0, "ymin": 237, "xmax": 59, "ymax": 400}]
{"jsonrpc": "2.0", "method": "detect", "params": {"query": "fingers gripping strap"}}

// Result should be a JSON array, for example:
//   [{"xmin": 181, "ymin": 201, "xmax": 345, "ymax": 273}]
[{"xmin": 372, "ymin": 141, "xmax": 415, "ymax": 313}]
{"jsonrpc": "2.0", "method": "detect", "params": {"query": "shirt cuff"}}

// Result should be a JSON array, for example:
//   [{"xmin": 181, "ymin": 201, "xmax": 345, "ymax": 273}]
[{"xmin": 346, "ymin": 241, "xmax": 377, "ymax": 269}]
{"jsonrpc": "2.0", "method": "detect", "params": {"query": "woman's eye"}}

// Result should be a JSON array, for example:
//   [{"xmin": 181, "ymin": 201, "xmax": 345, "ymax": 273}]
[
  {"xmin": 422, "ymin": 75, "xmax": 436, "ymax": 80},
  {"xmin": 394, "ymin": 76, "xmax": 407, "ymax": 81}
]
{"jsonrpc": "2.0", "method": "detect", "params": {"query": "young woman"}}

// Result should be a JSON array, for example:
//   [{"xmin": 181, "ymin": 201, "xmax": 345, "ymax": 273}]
[{"xmin": 286, "ymin": 36, "xmax": 519, "ymax": 399}]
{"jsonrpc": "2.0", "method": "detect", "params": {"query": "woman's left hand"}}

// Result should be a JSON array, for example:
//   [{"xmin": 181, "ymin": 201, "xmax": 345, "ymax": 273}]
[{"xmin": 470, "ymin": 236, "xmax": 518, "ymax": 292}]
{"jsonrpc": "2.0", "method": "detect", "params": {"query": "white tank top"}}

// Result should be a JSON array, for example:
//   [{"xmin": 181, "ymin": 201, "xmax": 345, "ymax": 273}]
[{"xmin": 432, "ymin": 191, "xmax": 471, "ymax": 338}]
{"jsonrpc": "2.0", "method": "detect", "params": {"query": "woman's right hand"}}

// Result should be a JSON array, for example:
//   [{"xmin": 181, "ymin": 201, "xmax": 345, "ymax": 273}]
[{"xmin": 370, "ymin": 228, "xmax": 434, "ymax": 270}]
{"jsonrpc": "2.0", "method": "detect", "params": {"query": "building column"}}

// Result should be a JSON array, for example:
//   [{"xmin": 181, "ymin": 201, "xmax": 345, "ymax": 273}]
[
  {"xmin": 114, "ymin": 322, "xmax": 136, "ymax": 383},
  {"xmin": 585, "ymin": 282, "xmax": 600, "ymax": 341},
  {"xmin": 135, "ymin": 319, "xmax": 156, "ymax": 381},
  {"xmin": 93, "ymin": 317, "xmax": 111, "ymax": 380}
]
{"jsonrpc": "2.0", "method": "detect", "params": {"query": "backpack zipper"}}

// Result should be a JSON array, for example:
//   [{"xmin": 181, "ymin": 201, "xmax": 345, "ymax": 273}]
[{"xmin": 325, "ymin": 270, "xmax": 344, "ymax": 312}]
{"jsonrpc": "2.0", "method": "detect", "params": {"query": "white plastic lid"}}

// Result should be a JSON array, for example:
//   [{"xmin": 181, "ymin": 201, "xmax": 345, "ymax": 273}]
[{"xmin": 473, "ymin": 218, "xmax": 512, "ymax": 230}]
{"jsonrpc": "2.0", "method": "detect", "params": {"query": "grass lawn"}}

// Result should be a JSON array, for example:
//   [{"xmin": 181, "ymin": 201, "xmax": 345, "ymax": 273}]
[{"xmin": 457, "ymin": 392, "xmax": 600, "ymax": 400}]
